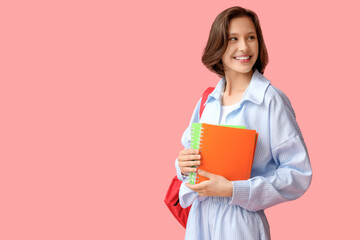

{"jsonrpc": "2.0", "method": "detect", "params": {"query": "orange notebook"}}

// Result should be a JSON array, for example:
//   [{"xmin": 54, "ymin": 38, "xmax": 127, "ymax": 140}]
[{"xmin": 188, "ymin": 123, "xmax": 258, "ymax": 184}]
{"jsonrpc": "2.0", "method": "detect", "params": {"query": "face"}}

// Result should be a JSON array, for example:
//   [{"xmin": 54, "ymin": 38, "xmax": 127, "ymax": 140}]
[{"xmin": 221, "ymin": 17, "xmax": 259, "ymax": 77}]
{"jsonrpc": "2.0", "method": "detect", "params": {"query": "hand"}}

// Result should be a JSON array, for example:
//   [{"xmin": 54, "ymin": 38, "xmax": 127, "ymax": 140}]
[
  {"xmin": 185, "ymin": 169, "xmax": 233, "ymax": 197},
  {"xmin": 177, "ymin": 149, "xmax": 201, "ymax": 176}
]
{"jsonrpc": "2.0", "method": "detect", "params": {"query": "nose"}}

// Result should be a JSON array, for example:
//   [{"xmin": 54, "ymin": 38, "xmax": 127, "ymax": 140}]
[{"xmin": 237, "ymin": 38, "xmax": 249, "ymax": 51}]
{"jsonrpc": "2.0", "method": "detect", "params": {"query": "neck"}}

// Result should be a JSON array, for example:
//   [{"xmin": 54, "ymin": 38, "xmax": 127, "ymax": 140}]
[{"xmin": 223, "ymin": 70, "xmax": 254, "ymax": 96}]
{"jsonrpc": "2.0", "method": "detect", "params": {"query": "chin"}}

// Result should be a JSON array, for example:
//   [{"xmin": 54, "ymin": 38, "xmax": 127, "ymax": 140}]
[
  {"xmin": 223, "ymin": 63, "xmax": 255, "ymax": 75},
  {"xmin": 234, "ymin": 68, "xmax": 254, "ymax": 74}
]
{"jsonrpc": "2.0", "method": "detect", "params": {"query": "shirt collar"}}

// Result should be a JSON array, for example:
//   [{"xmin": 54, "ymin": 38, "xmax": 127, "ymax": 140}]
[{"xmin": 207, "ymin": 69, "xmax": 270, "ymax": 105}]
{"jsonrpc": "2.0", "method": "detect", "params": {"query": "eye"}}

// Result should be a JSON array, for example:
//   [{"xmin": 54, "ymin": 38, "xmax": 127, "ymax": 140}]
[
  {"xmin": 229, "ymin": 37, "xmax": 237, "ymax": 41},
  {"xmin": 248, "ymin": 35, "xmax": 256, "ymax": 40}
]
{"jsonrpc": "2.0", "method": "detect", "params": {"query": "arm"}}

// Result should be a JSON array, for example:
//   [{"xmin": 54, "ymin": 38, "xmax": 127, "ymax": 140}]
[
  {"xmin": 174, "ymin": 99, "xmax": 204, "ymax": 208},
  {"xmin": 230, "ymin": 135, "xmax": 312, "ymax": 211},
  {"xmin": 229, "ymin": 93, "xmax": 312, "ymax": 212},
  {"xmin": 175, "ymin": 98, "xmax": 201, "ymax": 181}
]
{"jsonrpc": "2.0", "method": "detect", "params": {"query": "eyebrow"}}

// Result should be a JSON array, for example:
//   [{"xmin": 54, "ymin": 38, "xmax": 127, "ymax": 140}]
[{"xmin": 229, "ymin": 32, "xmax": 256, "ymax": 35}]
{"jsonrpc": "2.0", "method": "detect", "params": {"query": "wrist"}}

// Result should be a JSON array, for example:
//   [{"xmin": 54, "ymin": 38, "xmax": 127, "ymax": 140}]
[{"xmin": 225, "ymin": 181, "xmax": 233, "ymax": 197}]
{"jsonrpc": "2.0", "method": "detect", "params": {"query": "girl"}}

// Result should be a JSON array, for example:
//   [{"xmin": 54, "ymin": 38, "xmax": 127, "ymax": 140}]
[{"xmin": 175, "ymin": 6, "xmax": 312, "ymax": 240}]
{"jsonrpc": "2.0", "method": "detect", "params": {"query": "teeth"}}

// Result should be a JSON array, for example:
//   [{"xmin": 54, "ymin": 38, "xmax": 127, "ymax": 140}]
[{"xmin": 235, "ymin": 56, "xmax": 250, "ymax": 60}]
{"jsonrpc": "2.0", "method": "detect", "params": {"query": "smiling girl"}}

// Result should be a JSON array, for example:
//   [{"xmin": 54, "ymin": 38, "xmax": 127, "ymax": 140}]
[{"xmin": 175, "ymin": 6, "xmax": 312, "ymax": 240}]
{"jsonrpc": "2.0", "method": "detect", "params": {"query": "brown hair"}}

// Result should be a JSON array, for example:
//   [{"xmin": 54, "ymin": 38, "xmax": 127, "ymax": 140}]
[{"xmin": 201, "ymin": 6, "xmax": 268, "ymax": 77}]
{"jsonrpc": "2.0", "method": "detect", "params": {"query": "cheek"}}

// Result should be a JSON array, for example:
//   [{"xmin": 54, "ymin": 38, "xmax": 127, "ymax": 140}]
[
  {"xmin": 222, "ymin": 52, "xmax": 231, "ymax": 63},
  {"xmin": 252, "ymin": 44, "xmax": 259, "ymax": 58},
  {"xmin": 252, "ymin": 42, "xmax": 259, "ymax": 52},
  {"xmin": 224, "ymin": 44, "xmax": 235, "ymax": 55}
]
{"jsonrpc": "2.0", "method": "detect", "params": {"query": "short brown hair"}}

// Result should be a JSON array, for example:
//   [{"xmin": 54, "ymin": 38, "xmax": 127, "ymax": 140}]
[{"xmin": 202, "ymin": 6, "xmax": 269, "ymax": 77}]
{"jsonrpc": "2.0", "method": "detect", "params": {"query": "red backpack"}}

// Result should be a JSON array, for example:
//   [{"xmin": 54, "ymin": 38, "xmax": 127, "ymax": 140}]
[{"xmin": 164, "ymin": 87, "xmax": 214, "ymax": 228}]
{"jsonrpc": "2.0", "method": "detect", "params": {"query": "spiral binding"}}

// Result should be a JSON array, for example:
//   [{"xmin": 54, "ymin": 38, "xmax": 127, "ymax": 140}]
[{"xmin": 188, "ymin": 123, "xmax": 204, "ymax": 184}]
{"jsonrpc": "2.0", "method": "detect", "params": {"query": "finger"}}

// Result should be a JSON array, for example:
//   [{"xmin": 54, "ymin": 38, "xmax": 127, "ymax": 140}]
[
  {"xmin": 186, "ymin": 149, "xmax": 200, "ymax": 154},
  {"xmin": 185, "ymin": 161, "xmax": 200, "ymax": 167},
  {"xmin": 182, "ymin": 155, "xmax": 201, "ymax": 161},
  {"xmin": 197, "ymin": 169, "xmax": 215, "ymax": 179},
  {"xmin": 186, "ymin": 182, "xmax": 206, "ymax": 191},
  {"xmin": 182, "ymin": 167, "xmax": 197, "ymax": 173},
  {"xmin": 178, "ymin": 161, "xmax": 200, "ymax": 168},
  {"xmin": 178, "ymin": 154, "xmax": 201, "ymax": 162},
  {"xmin": 180, "ymin": 148, "xmax": 200, "ymax": 155},
  {"xmin": 186, "ymin": 183, "xmax": 200, "ymax": 191}
]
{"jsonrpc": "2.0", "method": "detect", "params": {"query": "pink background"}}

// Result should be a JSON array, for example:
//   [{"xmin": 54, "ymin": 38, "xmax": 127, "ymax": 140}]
[{"xmin": 1, "ymin": 0, "xmax": 359, "ymax": 239}]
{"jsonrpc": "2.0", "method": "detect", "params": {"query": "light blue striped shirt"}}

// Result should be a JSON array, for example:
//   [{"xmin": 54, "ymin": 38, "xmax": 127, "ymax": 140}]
[{"xmin": 175, "ymin": 69, "xmax": 312, "ymax": 240}]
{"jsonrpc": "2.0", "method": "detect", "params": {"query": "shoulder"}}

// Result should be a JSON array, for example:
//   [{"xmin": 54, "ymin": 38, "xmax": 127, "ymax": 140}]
[
  {"xmin": 264, "ymin": 84, "xmax": 290, "ymax": 104},
  {"xmin": 265, "ymin": 84, "xmax": 304, "ymax": 144},
  {"xmin": 249, "ymin": 70, "xmax": 294, "ymax": 113},
  {"xmin": 263, "ymin": 84, "xmax": 296, "ymax": 116}
]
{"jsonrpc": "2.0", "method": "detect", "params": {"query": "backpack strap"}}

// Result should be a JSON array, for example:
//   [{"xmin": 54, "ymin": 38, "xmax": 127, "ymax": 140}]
[{"xmin": 199, "ymin": 87, "xmax": 215, "ymax": 119}]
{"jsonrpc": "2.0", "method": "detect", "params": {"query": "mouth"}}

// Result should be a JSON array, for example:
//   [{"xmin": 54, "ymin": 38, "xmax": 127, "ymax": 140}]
[
  {"xmin": 233, "ymin": 55, "xmax": 252, "ymax": 63},
  {"xmin": 233, "ymin": 55, "xmax": 251, "ymax": 60}
]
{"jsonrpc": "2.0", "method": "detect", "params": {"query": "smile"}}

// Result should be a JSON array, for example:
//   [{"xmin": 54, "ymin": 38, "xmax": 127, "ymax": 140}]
[
  {"xmin": 233, "ymin": 55, "xmax": 252, "ymax": 63},
  {"xmin": 234, "ymin": 56, "xmax": 251, "ymax": 60}
]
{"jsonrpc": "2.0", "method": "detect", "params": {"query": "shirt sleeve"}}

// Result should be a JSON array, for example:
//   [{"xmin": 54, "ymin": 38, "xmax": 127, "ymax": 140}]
[
  {"xmin": 229, "ymin": 92, "xmax": 313, "ymax": 212},
  {"xmin": 174, "ymin": 98, "xmax": 204, "ymax": 208},
  {"xmin": 175, "ymin": 98, "xmax": 201, "ymax": 181}
]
